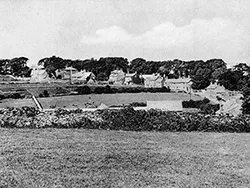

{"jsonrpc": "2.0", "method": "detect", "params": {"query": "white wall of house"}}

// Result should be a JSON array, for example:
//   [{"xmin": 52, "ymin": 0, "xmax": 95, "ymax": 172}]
[
  {"xmin": 164, "ymin": 78, "xmax": 192, "ymax": 93},
  {"xmin": 142, "ymin": 74, "xmax": 164, "ymax": 88}
]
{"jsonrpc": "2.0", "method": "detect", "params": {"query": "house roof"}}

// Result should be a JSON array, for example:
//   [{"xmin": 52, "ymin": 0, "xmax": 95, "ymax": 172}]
[
  {"xmin": 165, "ymin": 77, "xmax": 191, "ymax": 83},
  {"xmin": 206, "ymin": 83, "xmax": 226, "ymax": 91},
  {"xmin": 74, "ymin": 71, "xmax": 95, "ymax": 81},
  {"xmin": 109, "ymin": 70, "xmax": 125, "ymax": 82},
  {"xmin": 65, "ymin": 67, "xmax": 77, "ymax": 71},
  {"xmin": 98, "ymin": 103, "xmax": 109, "ymax": 109},
  {"xmin": 142, "ymin": 74, "xmax": 162, "ymax": 81},
  {"xmin": 125, "ymin": 73, "xmax": 136, "ymax": 77}
]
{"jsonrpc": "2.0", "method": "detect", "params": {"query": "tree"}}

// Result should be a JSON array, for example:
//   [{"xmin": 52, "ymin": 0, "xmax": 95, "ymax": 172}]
[
  {"xmin": 218, "ymin": 69, "xmax": 244, "ymax": 91},
  {"xmin": 191, "ymin": 68, "xmax": 211, "ymax": 89},
  {"xmin": 131, "ymin": 73, "xmax": 144, "ymax": 85},
  {"xmin": 129, "ymin": 58, "xmax": 147, "ymax": 73},
  {"xmin": 96, "ymin": 72, "xmax": 108, "ymax": 81},
  {"xmin": 0, "ymin": 57, "xmax": 31, "ymax": 77},
  {"xmin": 233, "ymin": 63, "xmax": 250, "ymax": 73},
  {"xmin": 38, "ymin": 56, "xmax": 68, "ymax": 77}
]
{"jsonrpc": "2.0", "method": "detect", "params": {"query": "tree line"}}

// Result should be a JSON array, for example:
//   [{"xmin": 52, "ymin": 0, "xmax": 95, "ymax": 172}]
[
  {"xmin": 37, "ymin": 56, "xmax": 228, "ymax": 89},
  {"xmin": 1, "ymin": 56, "xmax": 249, "ymax": 90}
]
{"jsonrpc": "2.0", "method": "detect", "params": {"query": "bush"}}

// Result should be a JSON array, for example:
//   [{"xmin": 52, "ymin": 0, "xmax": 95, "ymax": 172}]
[
  {"xmin": 104, "ymin": 85, "xmax": 113, "ymax": 94},
  {"xmin": 43, "ymin": 90, "xmax": 50, "ymax": 97},
  {"xmin": 94, "ymin": 87, "xmax": 105, "ymax": 94},
  {"xmin": 77, "ymin": 86, "xmax": 91, "ymax": 94},
  {"xmin": 201, "ymin": 103, "xmax": 220, "ymax": 115},
  {"xmin": 128, "ymin": 102, "xmax": 147, "ymax": 107},
  {"xmin": 76, "ymin": 85, "xmax": 170, "ymax": 95},
  {"xmin": 6, "ymin": 92, "xmax": 24, "ymax": 99},
  {"xmin": 21, "ymin": 106, "xmax": 40, "ymax": 117},
  {"xmin": 182, "ymin": 98, "xmax": 210, "ymax": 109},
  {"xmin": 0, "ymin": 94, "xmax": 5, "ymax": 100},
  {"xmin": 131, "ymin": 74, "xmax": 144, "ymax": 85}
]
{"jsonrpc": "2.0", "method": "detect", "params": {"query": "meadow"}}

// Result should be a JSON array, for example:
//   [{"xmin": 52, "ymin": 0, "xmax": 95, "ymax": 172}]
[
  {"xmin": 0, "ymin": 92, "xmax": 202, "ymax": 109},
  {"xmin": 1, "ymin": 129, "xmax": 250, "ymax": 188}
]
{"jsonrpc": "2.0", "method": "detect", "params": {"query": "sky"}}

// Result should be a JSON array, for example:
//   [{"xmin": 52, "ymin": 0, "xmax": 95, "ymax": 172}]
[{"xmin": 0, "ymin": 0, "xmax": 250, "ymax": 66}]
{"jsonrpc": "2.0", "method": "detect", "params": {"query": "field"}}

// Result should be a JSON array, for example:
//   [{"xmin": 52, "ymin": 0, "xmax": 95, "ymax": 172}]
[
  {"xmin": 0, "ymin": 92, "xmax": 202, "ymax": 109},
  {"xmin": 1, "ymin": 129, "xmax": 250, "ymax": 187}
]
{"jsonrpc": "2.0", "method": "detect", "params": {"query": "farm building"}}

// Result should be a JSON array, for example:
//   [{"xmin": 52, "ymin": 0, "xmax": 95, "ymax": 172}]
[
  {"xmin": 73, "ymin": 70, "xmax": 96, "ymax": 84},
  {"xmin": 108, "ymin": 69, "xmax": 125, "ymax": 85},
  {"xmin": 56, "ymin": 68, "xmax": 96, "ymax": 84},
  {"xmin": 205, "ymin": 82, "xmax": 227, "ymax": 96},
  {"xmin": 200, "ymin": 82, "xmax": 241, "ymax": 102},
  {"xmin": 195, "ymin": 82, "xmax": 243, "ymax": 116},
  {"xmin": 30, "ymin": 66, "xmax": 51, "ymax": 83},
  {"xmin": 164, "ymin": 77, "xmax": 192, "ymax": 93},
  {"xmin": 56, "ymin": 67, "xmax": 78, "ymax": 80},
  {"xmin": 142, "ymin": 74, "xmax": 164, "ymax": 88}
]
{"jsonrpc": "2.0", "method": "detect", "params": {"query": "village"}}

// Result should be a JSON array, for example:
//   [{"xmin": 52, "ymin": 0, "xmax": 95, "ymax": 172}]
[{"xmin": 0, "ymin": 64, "xmax": 243, "ymax": 116}]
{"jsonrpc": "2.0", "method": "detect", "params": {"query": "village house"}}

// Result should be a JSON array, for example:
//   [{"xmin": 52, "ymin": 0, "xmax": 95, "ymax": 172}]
[
  {"xmin": 196, "ymin": 82, "xmax": 243, "ymax": 116},
  {"xmin": 108, "ymin": 69, "xmax": 125, "ymax": 85},
  {"xmin": 164, "ymin": 77, "xmax": 192, "ymax": 93},
  {"xmin": 30, "ymin": 65, "xmax": 51, "ymax": 83},
  {"xmin": 56, "ymin": 67, "xmax": 78, "ymax": 80},
  {"xmin": 56, "ymin": 67, "xmax": 96, "ymax": 84},
  {"xmin": 73, "ymin": 70, "xmax": 96, "ymax": 84},
  {"xmin": 142, "ymin": 73, "xmax": 164, "ymax": 88},
  {"xmin": 124, "ymin": 73, "xmax": 136, "ymax": 85},
  {"xmin": 201, "ymin": 82, "xmax": 241, "ymax": 102}
]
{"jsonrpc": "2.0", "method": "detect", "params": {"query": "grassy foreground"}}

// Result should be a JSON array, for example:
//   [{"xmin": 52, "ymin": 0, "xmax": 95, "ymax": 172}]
[{"xmin": 1, "ymin": 129, "xmax": 250, "ymax": 188}]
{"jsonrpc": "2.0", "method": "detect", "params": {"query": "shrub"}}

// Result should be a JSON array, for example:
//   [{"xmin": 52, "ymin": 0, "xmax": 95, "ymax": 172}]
[
  {"xmin": 43, "ymin": 90, "xmax": 50, "ymax": 97},
  {"xmin": 21, "ymin": 106, "xmax": 39, "ymax": 117},
  {"xmin": 201, "ymin": 103, "xmax": 220, "ymax": 115},
  {"xmin": 94, "ymin": 87, "xmax": 105, "ymax": 94},
  {"xmin": 182, "ymin": 98, "xmax": 210, "ymax": 109},
  {"xmin": 128, "ymin": 102, "xmax": 147, "ymax": 107},
  {"xmin": 96, "ymin": 72, "xmax": 108, "ymax": 81},
  {"xmin": 7, "ymin": 93, "xmax": 23, "ymax": 99},
  {"xmin": 0, "ymin": 94, "xmax": 5, "ymax": 100},
  {"xmin": 131, "ymin": 74, "xmax": 144, "ymax": 85},
  {"xmin": 77, "ymin": 86, "xmax": 91, "ymax": 94},
  {"xmin": 76, "ymin": 85, "xmax": 171, "ymax": 95},
  {"xmin": 104, "ymin": 85, "xmax": 113, "ymax": 94}
]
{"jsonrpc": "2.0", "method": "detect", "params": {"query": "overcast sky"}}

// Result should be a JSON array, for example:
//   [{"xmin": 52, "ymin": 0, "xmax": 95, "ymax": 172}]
[{"xmin": 0, "ymin": 0, "xmax": 250, "ymax": 66}]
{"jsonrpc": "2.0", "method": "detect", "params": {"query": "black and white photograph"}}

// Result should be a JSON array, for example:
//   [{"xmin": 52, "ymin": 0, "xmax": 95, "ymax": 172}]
[{"xmin": 0, "ymin": 0, "xmax": 250, "ymax": 187}]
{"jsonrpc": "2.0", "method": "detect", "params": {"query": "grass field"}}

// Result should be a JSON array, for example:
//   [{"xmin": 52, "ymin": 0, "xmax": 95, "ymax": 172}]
[
  {"xmin": 0, "ymin": 92, "xmax": 202, "ymax": 109},
  {"xmin": 1, "ymin": 129, "xmax": 250, "ymax": 188}
]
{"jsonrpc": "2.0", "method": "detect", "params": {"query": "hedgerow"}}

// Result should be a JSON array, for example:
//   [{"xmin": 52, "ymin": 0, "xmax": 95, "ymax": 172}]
[
  {"xmin": 0, "ymin": 106, "xmax": 250, "ymax": 132},
  {"xmin": 76, "ymin": 85, "xmax": 170, "ymax": 95}
]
